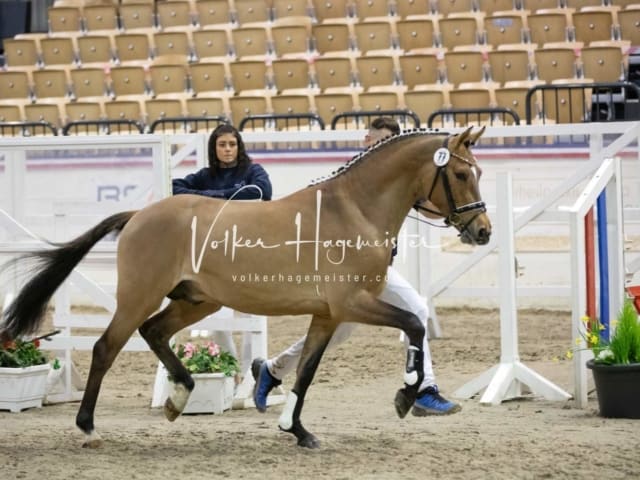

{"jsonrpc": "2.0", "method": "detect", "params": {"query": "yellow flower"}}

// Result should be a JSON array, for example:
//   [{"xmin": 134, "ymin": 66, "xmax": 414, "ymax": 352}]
[
  {"xmin": 566, "ymin": 350, "xmax": 573, "ymax": 360},
  {"xmin": 581, "ymin": 315, "xmax": 590, "ymax": 324}
]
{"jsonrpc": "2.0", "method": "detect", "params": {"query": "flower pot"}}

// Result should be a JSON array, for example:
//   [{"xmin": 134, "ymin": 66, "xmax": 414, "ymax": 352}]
[
  {"xmin": 182, "ymin": 373, "xmax": 235, "ymax": 415},
  {"xmin": 587, "ymin": 359, "xmax": 640, "ymax": 419},
  {"xmin": 0, "ymin": 364, "xmax": 51, "ymax": 413}
]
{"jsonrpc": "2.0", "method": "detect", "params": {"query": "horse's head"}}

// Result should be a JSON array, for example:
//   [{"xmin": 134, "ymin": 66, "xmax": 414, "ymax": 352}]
[{"xmin": 415, "ymin": 127, "xmax": 491, "ymax": 245}]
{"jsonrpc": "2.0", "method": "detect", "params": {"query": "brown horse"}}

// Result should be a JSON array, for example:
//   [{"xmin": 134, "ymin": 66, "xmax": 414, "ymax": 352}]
[{"xmin": 1, "ymin": 127, "xmax": 491, "ymax": 449}]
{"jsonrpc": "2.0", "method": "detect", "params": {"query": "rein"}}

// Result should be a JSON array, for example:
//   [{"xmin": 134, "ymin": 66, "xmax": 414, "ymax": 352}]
[{"xmin": 413, "ymin": 136, "xmax": 486, "ymax": 236}]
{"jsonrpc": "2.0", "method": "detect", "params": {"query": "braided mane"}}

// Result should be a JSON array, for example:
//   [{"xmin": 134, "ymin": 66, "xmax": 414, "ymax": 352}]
[{"xmin": 308, "ymin": 127, "xmax": 449, "ymax": 187}]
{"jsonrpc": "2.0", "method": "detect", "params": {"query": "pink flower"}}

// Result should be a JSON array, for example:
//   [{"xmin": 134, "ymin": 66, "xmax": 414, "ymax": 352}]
[
  {"xmin": 183, "ymin": 342, "xmax": 195, "ymax": 359},
  {"xmin": 207, "ymin": 341, "xmax": 220, "ymax": 357}
]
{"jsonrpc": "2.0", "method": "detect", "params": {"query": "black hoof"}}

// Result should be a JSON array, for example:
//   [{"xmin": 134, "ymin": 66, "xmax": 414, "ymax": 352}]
[
  {"xmin": 394, "ymin": 387, "xmax": 414, "ymax": 419},
  {"xmin": 297, "ymin": 434, "xmax": 320, "ymax": 449}
]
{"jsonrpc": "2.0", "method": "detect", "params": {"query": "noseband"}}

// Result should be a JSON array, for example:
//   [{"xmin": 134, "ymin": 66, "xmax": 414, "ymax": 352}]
[{"xmin": 413, "ymin": 136, "xmax": 486, "ymax": 236}]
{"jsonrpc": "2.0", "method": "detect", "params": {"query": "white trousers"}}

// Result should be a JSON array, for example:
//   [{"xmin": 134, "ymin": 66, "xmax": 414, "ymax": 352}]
[{"xmin": 267, "ymin": 266, "xmax": 436, "ymax": 391}]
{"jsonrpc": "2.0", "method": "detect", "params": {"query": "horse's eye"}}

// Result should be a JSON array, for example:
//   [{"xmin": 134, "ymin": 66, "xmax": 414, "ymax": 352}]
[{"xmin": 455, "ymin": 172, "xmax": 467, "ymax": 181}]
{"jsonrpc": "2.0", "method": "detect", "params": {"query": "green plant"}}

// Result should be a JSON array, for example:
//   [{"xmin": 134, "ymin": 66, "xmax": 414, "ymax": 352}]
[
  {"xmin": 569, "ymin": 299, "xmax": 640, "ymax": 365},
  {"xmin": 174, "ymin": 340, "xmax": 239, "ymax": 376},
  {"xmin": 0, "ymin": 338, "xmax": 48, "ymax": 368}
]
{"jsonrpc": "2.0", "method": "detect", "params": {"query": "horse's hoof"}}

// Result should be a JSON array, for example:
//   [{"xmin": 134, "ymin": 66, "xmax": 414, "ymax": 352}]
[
  {"xmin": 297, "ymin": 434, "xmax": 321, "ymax": 449},
  {"xmin": 394, "ymin": 388, "xmax": 414, "ymax": 419},
  {"xmin": 164, "ymin": 398, "xmax": 181, "ymax": 422},
  {"xmin": 82, "ymin": 438, "xmax": 103, "ymax": 449}
]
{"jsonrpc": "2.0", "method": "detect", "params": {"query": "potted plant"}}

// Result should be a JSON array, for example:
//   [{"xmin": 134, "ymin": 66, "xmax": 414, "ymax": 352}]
[
  {"xmin": 0, "ymin": 336, "xmax": 51, "ymax": 412},
  {"xmin": 578, "ymin": 298, "xmax": 640, "ymax": 419},
  {"xmin": 171, "ymin": 340, "xmax": 240, "ymax": 414}
]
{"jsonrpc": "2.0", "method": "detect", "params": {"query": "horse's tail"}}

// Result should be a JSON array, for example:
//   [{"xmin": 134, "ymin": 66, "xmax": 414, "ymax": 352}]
[{"xmin": 1, "ymin": 210, "xmax": 137, "ymax": 340}]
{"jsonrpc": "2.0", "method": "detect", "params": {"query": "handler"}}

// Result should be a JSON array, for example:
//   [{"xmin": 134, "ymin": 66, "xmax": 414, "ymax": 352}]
[{"xmin": 252, "ymin": 117, "xmax": 461, "ymax": 416}]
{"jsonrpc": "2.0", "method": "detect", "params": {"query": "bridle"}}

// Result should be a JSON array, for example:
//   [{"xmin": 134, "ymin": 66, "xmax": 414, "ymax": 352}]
[{"xmin": 413, "ymin": 135, "xmax": 486, "ymax": 236}]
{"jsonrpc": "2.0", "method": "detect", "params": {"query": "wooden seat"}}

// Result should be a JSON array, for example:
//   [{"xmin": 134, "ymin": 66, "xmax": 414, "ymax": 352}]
[
  {"xmin": 616, "ymin": 6, "xmax": 640, "ymax": 45},
  {"xmin": 192, "ymin": 29, "xmax": 231, "ymax": 61},
  {"xmin": 77, "ymin": 35, "xmax": 115, "ymax": 67},
  {"xmin": 527, "ymin": 11, "xmax": 571, "ymax": 46},
  {"xmin": 487, "ymin": 48, "xmax": 532, "ymax": 85},
  {"xmin": 533, "ymin": 47, "xmax": 579, "ymax": 83},
  {"xmin": 114, "ymin": 33, "xmax": 154, "ymax": 65},
  {"xmin": 580, "ymin": 44, "xmax": 626, "ymax": 83},
  {"xmin": 154, "ymin": 31, "xmax": 193, "ymax": 61},
  {"xmin": 48, "ymin": 6, "xmax": 82, "ymax": 34},
  {"xmin": 434, "ymin": 0, "xmax": 474, "ymax": 16},
  {"xmin": 2, "ymin": 38, "xmax": 40, "ymax": 70},
  {"xmin": 564, "ymin": 0, "xmax": 605, "ymax": 8},
  {"xmin": 519, "ymin": 0, "xmax": 561, "ymax": 11},
  {"xmin": 540, "ymin": 78, "xmax": 592, "ymax": 124},
  {"xmin": 24, "ymin": 101, "xmax": 65, "ymax": 132},
  {"xmin": 231, "ymin": 26, "xmax": 272, "ymax": 60},
  {"xmin": 271, "ymin": 23, "xmax": 312, "ymax": 58},
  {"xmin": 438, "ymin": 15, "xmax": 482, "ymax": 50},
  {"xmin": 190, "ymin": 61, "xmax": 230, "ymax": 96},
  {"xmin": 0, "ymin": 71, "xmax": 32, "ymax": 104},
  {"xmin": 109, "ymin": 65, "xmax": 150, "ymax": 100},
  {"xmin": 495, "ymin": 80, "xmax": 545, "ymax": 124},
  {"xmin": 271, "ymin": 58, "xmax": 313, "ymax": 94},
  {"xmin": 83, "ymin": 4, "xmax": 118, "ymax": 33},
  {"xmin": 313, "ymin": 92, "xmax": 356, "ymax": 125},
  {"xmin": 40, "ymin": 37, "xmax": 78, "ymax": 68},
  {"xmin": 448, "ymin": 82, "xmax": 497, "ymax": 126},
  {"xmin": 145, "ymin": 98, "xmax": 187, "ymax": 130},
  {"xmin": 233, "ymin": 0, "xmax": 272, "ymax": 27},
  {"xmin": 355, "ymin": 55, "xmax": 400, "ymax": 91},
  {"xmin": 148, "ymin": 63, "xmax": 191, "ymax": 99},
  {"xmin": 484, "ymin": 13, "xmax": 527, "ymax": 48},
  {"xmin": 312, "ymin": 23, "xmax": 355, "ymax": 56},
  {"xmin": 105, "ymin": 99, "xmax": 146, "ymax": 124},
  {"xmin": 156, "ymin": 0, "xmax": 196, "ymax": 30},
  {"xmin": 195, "ymin": 0, "xmax": 233, "ymax": 29},
  {"xmin": 229, "ymin": 95, "xmax": 271, "ymax": 127},
  {"xmin": 313, "ymin": 56, "xmax": 356, "ymax": 92},
  {"xmin": 186, "ymin": 96, "xmax": 229, "ymax": 119},
  {"xmin": 0, "ymin": 104, "xmax": 23, "ymax": 123},
  {"xmin": 229, "ymin": 60, "xmax": 273, "ymax": 95},
  {"xmin": 70, "ymin": 67, "xmax": 110, "ymax": 104},
  {"xmin": 404, "ymin": 87, "xmax": 450, "ymax": 127},
  {"xmin": 310, "ymin": 0, "xmax": 353, "ymax": 24},
  {"xmin": 353, "ymin": 20, "xmax": 396, "ymax": 55},
  {"xmin": 32, "ymin": 69, "xmax": 71, "ymax": 101},
  {"xmin": 119, "ymin": 3, "xmax": 157, "ymax": 31},
  {"xmin": 357, "ymin": 91, "xmax": 403, "ymax": 112},
  {"xmin": 572, "ymin": 10, "xmax": 617, "ymax": 45},
  {"xmin": 64, "ymin": 101, "xmax": 105, "ymax": 133},
  {"xmin": 271, "ymin": 94, "xmax": 317, "ymax": 131},
  {"xmin": 394, "ymin": 0, "xmax": 433, "ymax": 20},
  {"xmin": 396, "ymin": 18, "xmax": 438, "ymax": 53},
  {"xmin": 443, "ymin": 50, "xmax": 487, "ymax": 86},
  {"xmin": 476, "ymin": 0, "xmax": 517, "ymax": 16},
  {"xmin": 352, "ymin": 0, "xmax": 392, "ymax": 21},
  {"xmin": 399, "ymin": 53, "xmax": 442, "ymax": 89},
  {"xmin": 272, "ymin": 0, "xmax": 312, "ymax": 21}
]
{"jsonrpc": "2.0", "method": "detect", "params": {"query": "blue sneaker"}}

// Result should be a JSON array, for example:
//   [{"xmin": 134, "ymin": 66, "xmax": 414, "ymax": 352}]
[
  {"xmin": 251, "ymin": 358, "xmax": 281, "ymax": 413},
  {"xmin": 411, "ymin": 385, "xmax": 461, "ymax": 416}
]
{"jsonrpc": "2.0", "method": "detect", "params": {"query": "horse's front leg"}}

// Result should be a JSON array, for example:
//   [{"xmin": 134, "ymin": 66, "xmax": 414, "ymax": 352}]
[
  {"xmin": 278, "ymin": 314, "xmax": 335, "ymax": 449},
  {"xmin": 338, "ymin": 289, "xmax": 426, "ymax": 418}
]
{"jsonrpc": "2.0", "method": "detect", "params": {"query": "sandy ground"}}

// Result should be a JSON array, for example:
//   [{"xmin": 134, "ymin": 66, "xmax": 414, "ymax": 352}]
[{"xmin": 1, "ymin": 307, "xmax": 640, "ymax": 480}]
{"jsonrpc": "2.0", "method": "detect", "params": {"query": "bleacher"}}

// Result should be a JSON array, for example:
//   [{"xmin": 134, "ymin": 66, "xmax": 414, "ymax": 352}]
[{"xmin": 0, "ymin": 0, "xmax": 639, "ymax": 136}]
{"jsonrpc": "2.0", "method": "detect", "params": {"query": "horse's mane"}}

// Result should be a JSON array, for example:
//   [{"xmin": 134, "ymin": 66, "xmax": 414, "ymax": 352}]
[{"xmin": 308, "ymin": 127, "xmax": 449, "ymax": 187}]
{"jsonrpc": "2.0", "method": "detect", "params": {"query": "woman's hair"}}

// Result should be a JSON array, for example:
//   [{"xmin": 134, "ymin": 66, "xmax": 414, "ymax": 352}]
[{"xmin": 207, "ymin": 123, "xmax": 252, "ymax": 176}]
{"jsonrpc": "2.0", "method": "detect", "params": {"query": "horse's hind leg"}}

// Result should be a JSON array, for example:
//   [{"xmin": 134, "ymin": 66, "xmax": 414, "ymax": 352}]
[
  {"xmin": 138, "ymin": 300, "xmax": 221, "ymax": 421},
  {"xmin": 76, "ymin": 301, "xmax": 161, "ymax": 448},
  {"xmin": 278, "ymin": 314, "xmax": 336, "ymax": 449}
]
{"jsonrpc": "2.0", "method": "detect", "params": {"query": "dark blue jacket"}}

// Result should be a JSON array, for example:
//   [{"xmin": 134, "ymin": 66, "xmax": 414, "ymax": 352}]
[{"xmin": 172, "ymin": 164, "xmax": 272, "ymax": 200}]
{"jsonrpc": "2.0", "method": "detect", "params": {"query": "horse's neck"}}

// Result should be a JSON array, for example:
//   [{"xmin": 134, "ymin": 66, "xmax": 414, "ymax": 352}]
[{"xmin": 329, "ymin": 141, "xmax": 431, "ymax": 235}]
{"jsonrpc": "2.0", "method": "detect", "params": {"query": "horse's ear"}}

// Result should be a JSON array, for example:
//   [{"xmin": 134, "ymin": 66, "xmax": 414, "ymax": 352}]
[
  {"xmin": 449, "ymin": 126, "xmax": 473, "ymax": 150},
  {"xmin": 469, "ymin": 126, "xmax": 486, "ymax": 145}
]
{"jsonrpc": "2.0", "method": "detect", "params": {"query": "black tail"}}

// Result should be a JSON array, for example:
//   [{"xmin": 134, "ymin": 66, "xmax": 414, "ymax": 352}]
[{"xmin": 1, "ymin": 211, "xmax": 137, "ymax": 340}]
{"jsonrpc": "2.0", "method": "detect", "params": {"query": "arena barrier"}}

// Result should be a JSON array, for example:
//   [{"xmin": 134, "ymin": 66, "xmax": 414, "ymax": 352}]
[{"xmin": 0, "ymin": 123, "xmax": 638, "ymax": 409}]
